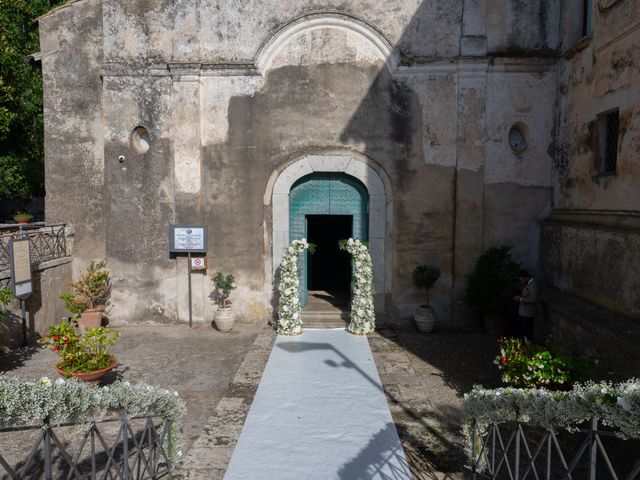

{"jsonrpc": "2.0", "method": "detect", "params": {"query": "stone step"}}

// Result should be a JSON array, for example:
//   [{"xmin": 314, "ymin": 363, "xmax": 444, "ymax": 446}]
[{"xmin": 302, "ymin": 310, "xmax": 349, "ymax": 329}]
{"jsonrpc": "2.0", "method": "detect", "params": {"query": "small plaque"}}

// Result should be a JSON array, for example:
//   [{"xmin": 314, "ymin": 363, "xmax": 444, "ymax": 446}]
[
  {"xmin": 169, "ymin": 225, "xmax": 207, "ymax": 253},
  {"xmin": 9, "ymin": 238, "xmax": 32, "ymax": 299}
]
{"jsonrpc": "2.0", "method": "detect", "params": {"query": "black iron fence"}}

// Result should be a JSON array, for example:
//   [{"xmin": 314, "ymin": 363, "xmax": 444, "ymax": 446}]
[
  {"xmin": 0, "ymin": 413, "xmax": 175, "ymax": 480},
  {"xmin": 469, "ymin": 418, "xmax": 640, "ymax": 480},
  {"xmin": 0, "ymin": 224, "xmax": 68, "ymax": 272}
]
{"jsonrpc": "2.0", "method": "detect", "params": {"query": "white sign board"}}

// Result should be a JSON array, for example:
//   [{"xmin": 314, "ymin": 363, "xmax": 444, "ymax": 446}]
[
  {"xmin": 9, "ymin": 238, "xmax": 32, "ymax": 299},
  {"xmin": 169, "ymin": 225, "xmax": 207, "ymax": 253}
]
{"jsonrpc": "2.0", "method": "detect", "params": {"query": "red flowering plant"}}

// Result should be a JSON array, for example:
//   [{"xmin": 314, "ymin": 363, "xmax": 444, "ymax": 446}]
[
  {"xmin": 494, "ymin": 337, "xmax": 578, "ymax": 389},
  {"xmin": 39, "ymin": 320, "xmax": 119, "ymax": 375}
]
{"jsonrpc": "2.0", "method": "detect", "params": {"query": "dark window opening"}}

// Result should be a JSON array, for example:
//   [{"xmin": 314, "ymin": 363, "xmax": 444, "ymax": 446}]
[
  {"xmin": 582, "ymin": 0, "xmax": 593, "ymax": 38},
  {"xmin": 597, "ymin": 109, "xmax": 619, "ymax": 174}
]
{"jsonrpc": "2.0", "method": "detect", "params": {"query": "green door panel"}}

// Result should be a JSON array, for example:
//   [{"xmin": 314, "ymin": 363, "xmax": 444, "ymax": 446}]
[{"xmin": 289, "ymin": 173, "xmax": 369, "ymax": 307}]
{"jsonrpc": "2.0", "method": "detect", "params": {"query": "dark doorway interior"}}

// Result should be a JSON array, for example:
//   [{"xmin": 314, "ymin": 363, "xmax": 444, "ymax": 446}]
[{"xmin": 307, "ymin": 215, "xmax": 352, "ymax": 293}]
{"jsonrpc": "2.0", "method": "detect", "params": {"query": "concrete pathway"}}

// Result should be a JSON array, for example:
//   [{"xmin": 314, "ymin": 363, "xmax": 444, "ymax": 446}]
[{"xmin": 223, "ymin": 329, "xmax": 410, "ymax": 480}]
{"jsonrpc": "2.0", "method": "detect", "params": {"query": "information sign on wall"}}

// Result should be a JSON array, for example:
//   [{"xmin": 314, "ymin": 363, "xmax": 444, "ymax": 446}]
[
  {"xmin": 169, "ymin": 225, "xmax": 208, "ymax": 253},
  {"xmin": 190, "ymin": 257, "xmax": 208, "ymax": 272},
  {"xmin": 9, "ymin": 238, "xmax": 32, "ymax": 299}
]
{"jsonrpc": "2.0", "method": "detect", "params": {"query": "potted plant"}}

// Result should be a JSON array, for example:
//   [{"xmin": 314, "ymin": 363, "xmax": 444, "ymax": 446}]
[
  {"xmin": 60, "ymin": 260, "xmax": 111, "ymax": 332},
  {"xmin": 13, "ymin": 212, "xmax": 33, "ymax": 224},
  {"xmin": 412, "ymin": 264, "xmax": 441, "ymax": 333},
  {"xmin": 464, "ymin": 245, "xmax": 520, "ymax": 336},
  {"xmin": 39, "ymin": 320, "xmax": 119, "ymax": 385},
  {"xmin": 211, "ymin": 271, "xmax": 236, "ymax": 332}
]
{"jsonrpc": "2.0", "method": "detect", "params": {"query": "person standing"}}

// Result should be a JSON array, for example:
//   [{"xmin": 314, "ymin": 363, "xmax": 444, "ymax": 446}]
[{"xmin": 513, "ymin": 270, "xmax": 537, "ymax": 340}]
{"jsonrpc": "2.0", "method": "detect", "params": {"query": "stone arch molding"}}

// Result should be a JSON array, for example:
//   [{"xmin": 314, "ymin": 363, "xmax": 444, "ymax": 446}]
[
  {"xmin": 269, "ymin": 154, "xmax": 391, "ymax": 313},
  {"xmin": 255, "ymin": 13, "xmax": 400, "ymax": 74}
]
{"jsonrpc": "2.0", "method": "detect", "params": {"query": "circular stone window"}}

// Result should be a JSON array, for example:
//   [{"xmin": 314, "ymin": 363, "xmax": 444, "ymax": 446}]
[
  {"xmin": 130, "ymin": 126, "xmax": 151, "ymax": 155},
  {"xmin": 508, "ymin": 123, "xmax": 527, "ymax": 153}
]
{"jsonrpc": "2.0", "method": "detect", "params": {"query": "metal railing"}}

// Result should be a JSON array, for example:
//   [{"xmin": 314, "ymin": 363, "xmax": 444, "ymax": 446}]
[
  {"xmin": 0, "ymin": 413, "xmax": 175, "ymax": 479},
  {"xmin": 469, "ymin": 418, "xmax": 640, "ymax": 480},
  {"xmin": 0, "ymin": 224, "xmax": 68, "ymax": 272}
]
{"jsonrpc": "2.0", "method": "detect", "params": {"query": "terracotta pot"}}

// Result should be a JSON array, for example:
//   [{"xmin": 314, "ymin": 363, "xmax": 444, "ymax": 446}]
[
  {"xmin": 78, "ymin": 306, "xmax": 105, "ymax": 332},
  {"xmin": 414, "ymin": 305, "xmax": 436, "ymax": 333},
  {"xmin": 55, "ymin": 358, "xmax": 117, "ymax": 386},
  {"xmin": 213, "ymin": 307, "xmax": 234, "ymax": 332},
  {"xmin": 483, "ymin": 311, "xmax": 506, "ymax": 336},
  {"xmin": 14, "ymin": 217, "xmax": 31, "ymax": 224}
]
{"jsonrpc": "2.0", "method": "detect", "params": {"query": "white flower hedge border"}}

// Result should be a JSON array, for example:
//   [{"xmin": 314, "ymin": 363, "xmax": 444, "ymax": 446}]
[
  {"xmin": 463, "ymin": 379, "xmax": 640, "ymax": 462},
  {"xmin": 277, "ymin": 239, "xmax": 311, "ymax": 335},
  {"xmin": 0, "ymin": 377, "xmax": 186, "ymax": 466},
  {"xmin": 339, "ymin": 238, "xmax": 375, "ymax": 335}
]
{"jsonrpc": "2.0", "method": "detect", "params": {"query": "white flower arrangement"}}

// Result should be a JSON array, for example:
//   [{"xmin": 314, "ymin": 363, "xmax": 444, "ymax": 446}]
[
  {"xmin": 0, "ymin": 378, "xmax": 186, "ymax": 465},
  {"xmin": 277, "ymin": 238, "xmax": 312, "ymax": 335},
  {"xmin": 339, "ymin": 238, "xmax": 375, "ymax": 335},
  {"xmin": 462, "ymin": 379, "xmax": 640, "ymax": 463}
]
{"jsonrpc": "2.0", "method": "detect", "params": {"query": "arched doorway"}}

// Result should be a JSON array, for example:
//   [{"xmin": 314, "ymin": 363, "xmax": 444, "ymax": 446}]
[
  {"xmin": 269, "ymin": 153, "xmax": 391, "ymax": 315},
  {"xmin": 290, "ymin": 173, "xmax": 369, "ymax": 307}
]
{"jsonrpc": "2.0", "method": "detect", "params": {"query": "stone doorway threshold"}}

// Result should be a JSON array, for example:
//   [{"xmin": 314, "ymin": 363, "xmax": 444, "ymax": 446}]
[{"xmin": 303, "ymin": 290, "xmax": 350, "ymax": 328}]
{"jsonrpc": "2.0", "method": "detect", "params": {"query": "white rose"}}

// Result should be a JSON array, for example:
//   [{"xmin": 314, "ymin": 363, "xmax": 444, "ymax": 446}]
[{"xmin": 38, "ymin": 377, "xmax": 51, "ymax": 386}]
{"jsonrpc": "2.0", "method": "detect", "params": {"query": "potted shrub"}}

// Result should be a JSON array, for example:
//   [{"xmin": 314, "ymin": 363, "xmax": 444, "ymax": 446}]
[
  {"xmin": 412, "ymin": 264, "xmax": 441, "ymax": 333},
  {"xmin": 60, "ymin": 260, "xmax": 111, "ymax": 332},
  {"xmin": 13, "ymin": 212, "xmax": 33, "ymax": 224},
  {"xmin": 464, "ymin": 245, "xmax": 520, "ymax": 336},
  {"xmin": 39, "ymin": 320, "xmax": 119, "ymax": 385},
  {"xmin": 212, "ymin": 271, "xmax": 236, "ymax": 332}
]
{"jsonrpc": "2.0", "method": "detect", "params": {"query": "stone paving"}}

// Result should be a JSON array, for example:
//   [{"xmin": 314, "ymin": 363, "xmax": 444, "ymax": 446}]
[
  {"xmin": 0, "ymin": 322, "xmax": 501, "ymax": 479},
  {"xmin": 180, "ymin": 324, "xmax": 500, "ymax": 479}
]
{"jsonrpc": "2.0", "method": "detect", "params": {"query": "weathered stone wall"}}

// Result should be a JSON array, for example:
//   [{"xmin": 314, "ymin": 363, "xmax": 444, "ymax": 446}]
[
  {"xmin": 39, "ymin": 0, "xmax": 560, "ymax": 326},
  {"xmin": 40, "ymin": 1, "xmax": 105, "ymax": 277},
  {"xmin": 542, "ymin": 1, "xmax": 640, "ymax": 317},
  {"xmin": 541, "ymin": 211, "xmax": 640, "ymax": 318}
]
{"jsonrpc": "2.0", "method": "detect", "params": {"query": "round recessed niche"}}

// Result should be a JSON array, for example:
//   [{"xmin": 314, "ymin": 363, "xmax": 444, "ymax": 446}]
[
  {"xmin": 130, "ymin": 126, "xmax": 151, "ymax": 155},
  {"xmin": 508, "ymin": 123, "xmax": 528, "ymax": 153}
]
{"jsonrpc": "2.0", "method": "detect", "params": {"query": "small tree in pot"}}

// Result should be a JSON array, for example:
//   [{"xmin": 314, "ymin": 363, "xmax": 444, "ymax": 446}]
[
  {"xmin": 60, "ymin": 260, "xmax": 110, "ymax": 332},
  {"xmin": 212, "ymin": 271, "xmax": 236, "ymax": 332},
  {"xmin": 464, "ymin": 245, "xmax": 520, "ymax": 336},
  {"xmin": 412, "ymin": 264, "xmax": 441, "ymax": 333}
]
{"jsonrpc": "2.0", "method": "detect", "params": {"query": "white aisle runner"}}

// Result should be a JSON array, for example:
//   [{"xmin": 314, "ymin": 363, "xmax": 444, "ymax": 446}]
[{"xmin": 223, "ymin": 329, "xmax": 411, "ymax": 480}]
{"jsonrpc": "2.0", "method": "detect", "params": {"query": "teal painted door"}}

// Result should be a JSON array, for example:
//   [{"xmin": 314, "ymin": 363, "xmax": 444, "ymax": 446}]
[{"xmin": 289, "ymin": 173, "xmax": 369, "ymax": 307}]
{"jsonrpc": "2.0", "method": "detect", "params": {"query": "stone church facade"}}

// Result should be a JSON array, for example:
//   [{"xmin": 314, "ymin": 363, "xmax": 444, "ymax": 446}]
[{"xmin": 36, "ymin": 1, "xmax": 639, "ymax": 329}]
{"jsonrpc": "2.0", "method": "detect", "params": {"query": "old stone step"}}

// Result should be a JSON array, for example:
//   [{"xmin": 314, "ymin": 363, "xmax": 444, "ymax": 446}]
[{"xmin": 302, "ymin": 310, "xmax": 349, "ymax": 329}]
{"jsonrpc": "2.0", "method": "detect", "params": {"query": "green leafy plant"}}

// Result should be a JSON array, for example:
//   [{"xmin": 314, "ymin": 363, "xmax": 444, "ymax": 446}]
[
  {"xmin": 212, "ymin": 271, "xmax": 236, "ymax": 308},
  {"xmin": 0, "ymin": 286, "xmax": 13, "ymax": 316},
  {"xmin": 12, "ymin": 212, "xmax": 33, "ymax": 220},
  {"xmin": 464, "ymin": 245, "xmax": 520, "ymax": 312},
  {"xmin": 494, "ymin": 337, "xmax": 591, "ymax": 389},
  {"xmin": 38, "ymin": 320, "xmax": 119, "ymax": 374},
  {"xmin": 60, "ymin": 260, "xmax": 110, "ymax": 314},
  {"xmin": 412, "ymin": 264, "xmax": 441, "ymax": 307}
]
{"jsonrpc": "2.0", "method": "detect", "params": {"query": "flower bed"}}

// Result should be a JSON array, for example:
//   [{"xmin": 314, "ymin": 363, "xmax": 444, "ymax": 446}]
[
  {"xmin": 463, "ymin": 379, "xmax": 640, "ymax": 438},
  {"xmin": 0, "ymin": 377, "xmax": 186, "ymax": 464}
]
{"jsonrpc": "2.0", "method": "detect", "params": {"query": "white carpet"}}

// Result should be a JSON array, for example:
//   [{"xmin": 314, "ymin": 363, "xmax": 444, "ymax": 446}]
[{"xmin": 223, "ymin": 329, "xmax": 410, "ymax": 480}]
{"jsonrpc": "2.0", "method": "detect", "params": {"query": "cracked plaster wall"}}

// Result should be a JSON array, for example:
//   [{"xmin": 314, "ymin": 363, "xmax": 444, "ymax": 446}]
[
  {"xmin": 39, "ymin": 0, "xmax": 560, "ymax": 325},
  {"xmin": 542, "ymin": 1, "xmax": 640, "ymax": 318}
]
